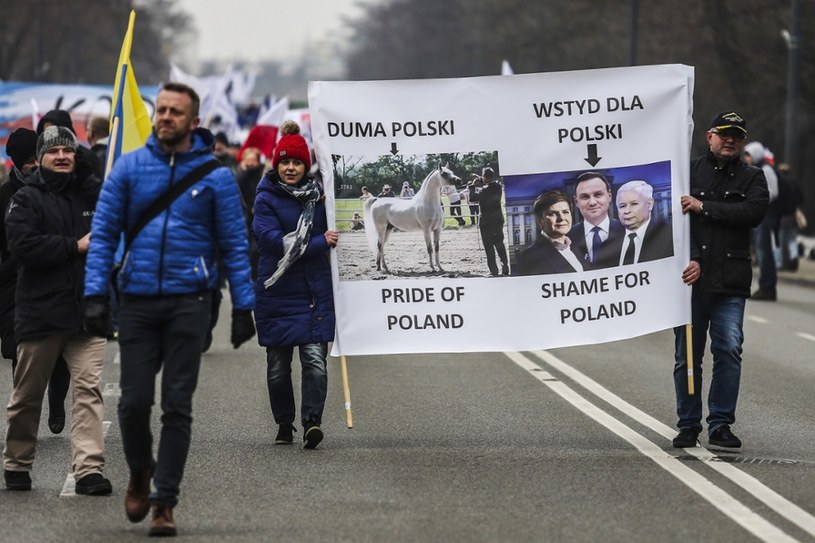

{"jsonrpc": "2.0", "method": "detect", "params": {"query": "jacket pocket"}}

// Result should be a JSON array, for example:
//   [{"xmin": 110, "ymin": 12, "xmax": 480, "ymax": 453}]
[
  {"xmin": 722, "ymin": 250, "xmax": 752, "ymax": 291},
  {"xmin": 193, "ymin": 256, "xmax": 211, "ymax": 289}
]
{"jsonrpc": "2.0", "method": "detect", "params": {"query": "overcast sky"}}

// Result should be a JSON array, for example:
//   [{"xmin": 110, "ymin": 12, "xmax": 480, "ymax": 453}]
[{"xmin": 175, "ymin": 0, "xmax": 376, "ymax": 66}]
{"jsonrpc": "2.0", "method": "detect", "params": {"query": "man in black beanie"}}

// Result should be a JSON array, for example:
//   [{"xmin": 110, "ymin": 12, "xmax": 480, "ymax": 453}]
[
  {"xmin": 37, "ymin": 109, "xmax": 102, "ymax": 178},
  {"xmin": 1, "ymin": 128, "xmax": 39, "ymax": 370},
  {"xmin": 4, "ymin": 125, "xmax": 112, "ymax": 494}
]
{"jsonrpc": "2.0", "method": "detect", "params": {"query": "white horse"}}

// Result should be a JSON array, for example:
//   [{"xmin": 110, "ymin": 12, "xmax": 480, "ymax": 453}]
[{"xmin": 364, "ymin": 163, "xmax": 461, "ymax": 274}]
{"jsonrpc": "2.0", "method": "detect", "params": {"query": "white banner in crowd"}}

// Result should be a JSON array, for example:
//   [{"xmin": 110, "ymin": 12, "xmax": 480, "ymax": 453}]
[{"xmin": 309, "ymin": 64, "xmax": 695, "ymax": 356}]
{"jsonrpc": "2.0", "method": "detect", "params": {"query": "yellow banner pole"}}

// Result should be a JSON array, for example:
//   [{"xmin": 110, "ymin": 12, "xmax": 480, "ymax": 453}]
[
  {"xmin": 340, "ymin": 355, "xmax": 353, "ymax": 428},
  {"xmin": 685, "ymin": 323, "xmax": 695, "ymax": 395}
]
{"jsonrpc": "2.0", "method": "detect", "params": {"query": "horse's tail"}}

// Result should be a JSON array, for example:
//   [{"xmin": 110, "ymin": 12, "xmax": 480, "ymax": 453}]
[{"xmin": 363, "ymin": 197, "xmax": 379, "ymax": 255}]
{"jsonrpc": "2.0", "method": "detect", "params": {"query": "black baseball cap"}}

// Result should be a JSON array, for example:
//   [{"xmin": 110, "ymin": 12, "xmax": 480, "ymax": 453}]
[{"xmin": 710, "ymin": 111, "xmax": 747, "ymax": 134}]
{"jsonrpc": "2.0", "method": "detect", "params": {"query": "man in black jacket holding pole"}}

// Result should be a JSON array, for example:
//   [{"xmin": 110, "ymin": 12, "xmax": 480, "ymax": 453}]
[{"xmin": 672, "ymin": 112, "xmax": 768, "ymax": 450}]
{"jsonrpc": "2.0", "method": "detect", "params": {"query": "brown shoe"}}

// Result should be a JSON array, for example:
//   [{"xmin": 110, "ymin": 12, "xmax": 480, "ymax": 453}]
[
  {"xmin": 149, "ymin": 505, "xmax": 176, "ymax": 537},
  {"xmin": 125, "ymin": 463, "xmax": 154, "ymax": 523}
]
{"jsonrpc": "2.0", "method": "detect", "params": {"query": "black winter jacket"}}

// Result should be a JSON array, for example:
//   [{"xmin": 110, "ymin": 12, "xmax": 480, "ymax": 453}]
[
  {"xmin": 4, "ymin": 168, "xmax": 101, "ymax": 341},
  {"xmin": 0, "ymin": 169, "xmax": 26, "ymax": 358},
  {"xmin": 689, "ymin": 151, "xmax": 768, "ymax": 296}
]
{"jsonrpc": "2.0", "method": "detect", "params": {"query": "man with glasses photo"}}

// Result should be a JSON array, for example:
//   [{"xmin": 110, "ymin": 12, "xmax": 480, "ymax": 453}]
[{"xmin": 671, "ymin": 111, "xmax": 768, "ymax": 450}]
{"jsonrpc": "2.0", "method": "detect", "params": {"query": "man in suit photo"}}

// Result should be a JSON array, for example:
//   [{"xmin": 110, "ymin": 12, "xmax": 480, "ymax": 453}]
[
  {"xmin": 615, "ymin": 180, "xmax": 673, "ymax": 265},
  {"xmin": 567, "ymin": 171, "xmax": 625, "ymax": 269}
]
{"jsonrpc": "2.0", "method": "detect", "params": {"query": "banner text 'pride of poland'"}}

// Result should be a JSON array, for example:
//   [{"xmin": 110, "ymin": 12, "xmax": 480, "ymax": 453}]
[{"xmin": 309, "ymin": 64, "xmax": 695, "ymax": 356}]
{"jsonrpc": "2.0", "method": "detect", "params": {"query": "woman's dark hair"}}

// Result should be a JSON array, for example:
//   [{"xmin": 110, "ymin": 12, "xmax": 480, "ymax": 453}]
[{"xmin": 533, "ymin": 189, "xmax": 572, "ymax": 219}]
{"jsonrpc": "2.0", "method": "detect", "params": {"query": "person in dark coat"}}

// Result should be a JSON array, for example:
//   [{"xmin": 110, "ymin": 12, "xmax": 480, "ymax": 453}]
[
  {"xmin": 0, "ymin": 129, "xmax": 38, "ymax": 369},
  {"xmin": 478, "ymin": 167, "xmax": 509, "ymax": 276},
  {"xmin": 85, "ymin": 116, "xmax": 109, "ymax": 179},
  {"xmin": 516, "ymin": 190, "xmax": 584, "ymax": 275},
  {"xmin": 568, "ymin": 171, "xmax": 625, "ymax": 269},
  {"xmin": 0, "ymin": 127, "xmax": 70, "ymax": 435},
  {"xmin": 235, "ymin": 147, "xmax": 265, "ymax": 280},
  {"xmin": 3, "ymin": 126, "xmax": 112, "ymax": 494},
  {"xmin": 253, "ymin": 120, "xmax": 337, "ymax": 450},
  {"xmin": 671, "ymin": 111, "xmax": 768, "ymax": 450},
  {"xmin": 614, "ymin": 180, "xmax": 674, "ymax": 265}
]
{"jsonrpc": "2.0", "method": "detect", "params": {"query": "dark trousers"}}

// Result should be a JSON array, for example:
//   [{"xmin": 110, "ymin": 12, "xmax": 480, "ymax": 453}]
[
  {"xmin": 449, "ymin": 202, "xmax": 466, "ymax": 225},
  {"xmin": 117, "ymin": 292, "xmax": 211, "ymax": 507},
  {"xmin": 480, "ymin": 221, "xmax": 508, "ymax": 275},
  {"xmin": 266, "ymin": 343, "xmax": 328, "ymax": 426}
]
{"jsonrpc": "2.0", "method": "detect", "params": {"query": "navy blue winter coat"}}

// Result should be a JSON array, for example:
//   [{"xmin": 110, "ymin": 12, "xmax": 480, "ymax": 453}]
[
  {"xmin": 84, "ymin": 129, "xmax": 254, "ymax": 310},
  {"xmin": 253, "ymin": 171, "xmax": 335, "ymax": 347}
]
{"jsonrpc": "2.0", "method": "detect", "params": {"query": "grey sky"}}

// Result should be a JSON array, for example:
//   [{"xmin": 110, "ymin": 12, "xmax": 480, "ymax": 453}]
[{"xmin": 175, "ymin": 0, "xmax": 375, "ymax": 67}]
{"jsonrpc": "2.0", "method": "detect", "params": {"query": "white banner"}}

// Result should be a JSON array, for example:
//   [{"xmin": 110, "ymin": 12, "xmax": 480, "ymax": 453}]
[{"xmin": 309, "ymin": 64, "xmax": 695, "ymax": 356}]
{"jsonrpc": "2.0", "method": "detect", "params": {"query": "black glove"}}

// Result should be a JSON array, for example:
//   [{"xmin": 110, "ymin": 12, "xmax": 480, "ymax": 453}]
[
  {"xmin": 231, "ymin": 309, "xmax": 256, "ymax": 349},
  {"xmin": 84, "ymin": 295, "xmax": 114, "ymax": 338}
]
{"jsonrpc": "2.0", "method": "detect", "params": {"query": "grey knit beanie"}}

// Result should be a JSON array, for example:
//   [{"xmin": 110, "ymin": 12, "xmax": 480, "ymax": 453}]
[{"xmin": 36, "ymin": 125, "xmax": 79, "ymax": 163}]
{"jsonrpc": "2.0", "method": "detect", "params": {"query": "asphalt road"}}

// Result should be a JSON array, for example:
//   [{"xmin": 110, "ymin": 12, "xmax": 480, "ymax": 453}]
[{"xmin": 1, "ymin": 273, "xmax": 814, "ymax": 542}]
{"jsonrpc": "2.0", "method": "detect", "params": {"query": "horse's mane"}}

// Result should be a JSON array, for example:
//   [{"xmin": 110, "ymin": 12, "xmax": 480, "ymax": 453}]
[{"xmin": 414, "ymin": 168, "xmax": 440, "ymax": 197}]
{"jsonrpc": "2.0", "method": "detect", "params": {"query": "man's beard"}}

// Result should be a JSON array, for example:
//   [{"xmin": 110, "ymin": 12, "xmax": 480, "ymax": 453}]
[{"xmin": 153, "ymin": 125, "xmax": 190, "ymax": 148}]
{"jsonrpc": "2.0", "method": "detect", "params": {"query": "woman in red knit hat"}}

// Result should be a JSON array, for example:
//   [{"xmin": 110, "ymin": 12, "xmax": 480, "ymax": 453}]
[{"xmin": 251, "ymin": 120, "xmax": 338, "ymax": 449}]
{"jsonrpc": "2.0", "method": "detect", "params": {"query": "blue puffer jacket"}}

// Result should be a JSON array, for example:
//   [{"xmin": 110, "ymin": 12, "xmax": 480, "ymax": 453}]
[
  {"xmin": 253, "ymin": 171, "xmax": 334, "ymax": 347},
  {"xmin": 84, "ymin": 129, "xmax": 254, "ymax": 310}
]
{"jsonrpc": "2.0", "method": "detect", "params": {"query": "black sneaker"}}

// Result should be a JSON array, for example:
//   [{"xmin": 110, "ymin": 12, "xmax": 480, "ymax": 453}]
[
  {"xmin": 303, "ymin": 421, "xmax": 323, "ymax": 450},
  {"xmin": 672, "ymin": 428, "xmax": 700, "ymax": 448},
  {"xmin": 75, "ymin": 473, "xmax": 113, "ymax": 496},
  {"xmin": 4, "ymin": 469, "xmax": 32, "ymax": 491},
  {"xmin": 751, "ymin": 288, "xmax": 777, "ymax": 301},
  {"xmin": 709, "ymin": 425, "xmax": 742, "ymax": 448},
  {"xmin": 275, "ymin": 424, "xmax": 296, "ymax": 445}
]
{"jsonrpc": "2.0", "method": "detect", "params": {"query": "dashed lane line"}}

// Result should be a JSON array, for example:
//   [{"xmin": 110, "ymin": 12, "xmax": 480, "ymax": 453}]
[
  {"xmin": 526, "ymin": 349, "xmax": 815, "ymax": 540},
  {"xmin": 746, "ymin": 315, "xmax": 769, "ymax": 324},
  {"xmin": 796, "ymin": 332, "xmax": 815, "ymax": 342}
]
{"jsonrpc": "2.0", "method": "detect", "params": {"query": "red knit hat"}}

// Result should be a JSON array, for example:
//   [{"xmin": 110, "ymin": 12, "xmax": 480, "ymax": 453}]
[{"xmin": 272, "ymin": 120, "xmax": 311, "ymax": 170}]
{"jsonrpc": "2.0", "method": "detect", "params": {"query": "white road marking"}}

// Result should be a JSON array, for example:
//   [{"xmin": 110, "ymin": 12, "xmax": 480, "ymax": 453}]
[
  {"xmin": 103, "ymin": 420, "xmax": 111, "ymax": 437},
  {"xmin": 526, "ymin": 349, "xmax": 815, "ymax": 539},
  {"xmin": 746, "ymin": 315, "xmax": 769, "ymax": 324},
  {"xmin": 507, "ymin": 351, "xmax": 801, "ymax": 543},
  {"xmin": 796, "ymin": 332, "xmax": 815, "ymax": 342},
  {"xmin": 113, "ymin": 352, "xmax": 120, "ymax": 365},
  {"xmin": 60, "ymin": 474, "xmax": 75, "ymax": 497}
]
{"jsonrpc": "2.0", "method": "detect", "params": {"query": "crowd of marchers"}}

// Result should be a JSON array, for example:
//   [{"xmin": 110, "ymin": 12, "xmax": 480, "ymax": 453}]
[{"xmin": 0, "ymin": 91, "xmax": 807, "ymax": 538}]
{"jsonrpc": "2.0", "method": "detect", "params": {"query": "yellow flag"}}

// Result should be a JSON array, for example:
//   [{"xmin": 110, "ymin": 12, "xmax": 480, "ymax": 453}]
[{"xmin": 108, "ymin": 10, "xmax": 152, "ymax": 176}]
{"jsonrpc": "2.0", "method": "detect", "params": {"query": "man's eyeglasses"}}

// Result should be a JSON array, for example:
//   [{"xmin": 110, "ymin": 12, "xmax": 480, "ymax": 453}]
[{"xmin": 711, "ymin": 130, "xmax": 746, "ymax": 142}]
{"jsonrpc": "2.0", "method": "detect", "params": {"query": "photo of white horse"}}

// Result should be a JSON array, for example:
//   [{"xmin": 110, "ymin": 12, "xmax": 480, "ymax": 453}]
[{"xmin": 364, "ymin": 163, "xmax": 462, "ymax": 274}]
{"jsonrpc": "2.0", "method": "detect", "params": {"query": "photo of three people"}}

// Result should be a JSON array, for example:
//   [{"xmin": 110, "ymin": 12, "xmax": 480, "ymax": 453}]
[{"xmin": 506, "ymin": 162, "xmax": 674, "ymax": 276}]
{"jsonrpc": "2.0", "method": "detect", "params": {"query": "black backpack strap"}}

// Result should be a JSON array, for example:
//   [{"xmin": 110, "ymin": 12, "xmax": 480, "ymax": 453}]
[{"xmin": 125, "ymin": 159, "xmax": 222, "ymax": 249}]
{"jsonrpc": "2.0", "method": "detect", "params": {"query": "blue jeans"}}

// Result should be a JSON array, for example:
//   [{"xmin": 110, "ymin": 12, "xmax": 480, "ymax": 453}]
[
  {"xmin": 117, "ymin": 292, "xmax": 211, "ymax": 507},
  {"xmin": 673, "ymin": 290, "xmax": 745, "ymax": 434},
  {"xmin": 266, "ymin": 343, "xmax": 328, "ymax": 426}
]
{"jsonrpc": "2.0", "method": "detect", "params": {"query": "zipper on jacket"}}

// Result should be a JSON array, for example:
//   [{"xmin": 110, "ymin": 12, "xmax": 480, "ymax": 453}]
[
  {"xmin": 158, "ymin": 153, "xmax": 177, "ymax": 295},
  {"xmin": 199, "ymin": 256, "xmax": 210, "ymax": 283}
]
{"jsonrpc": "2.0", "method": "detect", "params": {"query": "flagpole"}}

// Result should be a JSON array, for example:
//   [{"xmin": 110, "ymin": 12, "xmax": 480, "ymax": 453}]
[
  {"xmin": 105, "ymin": 116, "xmax": 120, "ymax": 179},
  {"xmin": 685, "ymin": 324, "xmax": 695, "ymax": 395},
  {"xmin": 340, "ymin": 355, "xmax": 353, "ymax": 428}
]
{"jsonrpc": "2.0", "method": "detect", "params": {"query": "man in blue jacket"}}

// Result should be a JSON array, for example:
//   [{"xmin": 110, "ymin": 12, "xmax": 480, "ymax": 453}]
[{"xmin": 83, "ymin": 82, "xmax": 256, "ymax": 537}]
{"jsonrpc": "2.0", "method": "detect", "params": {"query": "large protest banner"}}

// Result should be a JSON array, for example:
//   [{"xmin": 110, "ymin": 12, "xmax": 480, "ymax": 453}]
[
  {"xmin": 309, "ymin": 64, "xmax": 695, "ymax": 356},
  {"xmin": 0, "ymin": 81, "xmax": 158, "ymax": 159}
]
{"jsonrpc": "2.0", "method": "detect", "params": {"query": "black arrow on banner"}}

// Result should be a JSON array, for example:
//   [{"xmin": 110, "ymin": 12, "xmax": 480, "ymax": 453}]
[
  {"xmin": 390, "ymin": 142, "xmax": 399, "ymax": 155},
  {"xmin": 584, "ymin": 144, "xmax": 602, "ymax": 167}
]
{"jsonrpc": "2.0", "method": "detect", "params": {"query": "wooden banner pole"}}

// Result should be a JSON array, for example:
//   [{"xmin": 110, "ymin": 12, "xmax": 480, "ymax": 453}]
[
  {"xmin": 340, "ymin": 355, "xmax": 353, "ymax": 428},
  {"xmin": 685, "ymin": 323, "xmax": 695, "ymax": 396}
]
